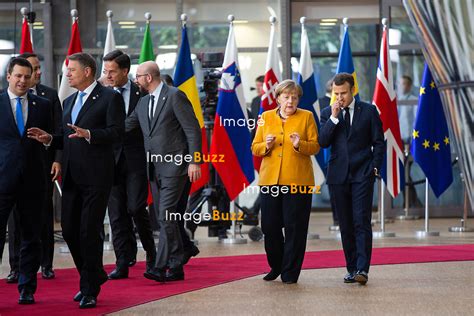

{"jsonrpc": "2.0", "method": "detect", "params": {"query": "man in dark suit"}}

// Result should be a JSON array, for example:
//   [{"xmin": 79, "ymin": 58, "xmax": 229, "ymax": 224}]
[
  {"xmin": 28, "ymin": 53, "xmax": 125, "ymax": 308},
  {"xmin": 0, "ymin": 57, "xmax": 52, "ymax": 304},
  {"xmin": 102, "ymin": 50, "xmax": 156, "ymax": 279},
  {"xmin": 126, "ymin": 61, "xmax": 202, "ymax": 282},
  {"xmin": 5, "ymin": 53, "xmax": 62, "ymax": 283},
  {"xmin": 319, "ymin": 73, "xmax": 384, "ymax": 285}
]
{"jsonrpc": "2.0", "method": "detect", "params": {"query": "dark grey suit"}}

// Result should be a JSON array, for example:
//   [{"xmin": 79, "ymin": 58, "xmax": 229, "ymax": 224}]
[{"xmin": 126, "ymin": 83, "xmax": 201, "ymax": 271}]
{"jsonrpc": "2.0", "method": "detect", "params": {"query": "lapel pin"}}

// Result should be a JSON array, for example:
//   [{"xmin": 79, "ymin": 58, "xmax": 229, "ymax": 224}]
[
  {"xmin": 92, "ymin": 96, "xmax": 96, "ymax": 100},
  {"xmin": 163, "ymin": 97, "xmax": 166, "ymax": 100},
  {"xmin": 32, "ymin": 101, "xmax": 36, "ymax": 105},
  {"xmin": 136, "ymin": 91, "xmax": 140, "ymax": 95},
  {"xmin": 41, "ymin": 92, "xmax": 45, "ymax": 96}
]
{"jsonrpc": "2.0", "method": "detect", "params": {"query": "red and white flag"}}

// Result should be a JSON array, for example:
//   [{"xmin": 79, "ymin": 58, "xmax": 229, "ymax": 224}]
[
  {"xmin": 254, "ymin": 18, "xmax": 282, "ymax": 171},
  {"xmin": 20, "ymin": 16, "xmax": 33, "ymax": 54},
  {"xmin": 58, "ymin": 18, "xmax": 83, "ymax": 103},
  {"xmin": 372, "ymin": 24, "xmax": 404, "ymax": 197}
]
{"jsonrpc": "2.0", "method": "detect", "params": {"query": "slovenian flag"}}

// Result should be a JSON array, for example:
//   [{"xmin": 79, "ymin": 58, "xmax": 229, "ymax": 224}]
[
  {"xmin": 174, "ymin": 24, "xmax": 210, "ymax": 194},
  {"xmin": 210, "ymin": 21, "xmax": 255, "ymax": 200},
  {"xmin": 297, "ymin": 21, "xmax": 325, "ymax": 186}
]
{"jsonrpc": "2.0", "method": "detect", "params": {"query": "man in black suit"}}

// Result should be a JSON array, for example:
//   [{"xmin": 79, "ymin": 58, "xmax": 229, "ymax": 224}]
[
  {"xmin": 0, "ymin": 57, "xmax": 52, "ymax": 304},
  {"xmin": 319, "ymin": 73, "xmax": 384, "ymax": 285},
  {"xmin": 126, "ymin": 61, "xmax": 202, "ymax": 282},
  {"xmin": 28, "ymin": 53, "xmax": 125, "ymax": 308},
  {"xmin": 5, "ymin": 53, "xmax": 62, "ymax": 283},
  {"xmin": 102, "ymin": 50, "xmax": 156, "ymax": 279}
]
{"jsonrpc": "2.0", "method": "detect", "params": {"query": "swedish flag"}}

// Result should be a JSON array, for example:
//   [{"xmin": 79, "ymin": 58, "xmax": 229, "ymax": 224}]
[
  {"xmin": 411, "ymin": 63, "xmax": 453, "ymax": 197},
  {"xmin": 331, "ymin": 25, "xmax": 360, "ymax": 103}
]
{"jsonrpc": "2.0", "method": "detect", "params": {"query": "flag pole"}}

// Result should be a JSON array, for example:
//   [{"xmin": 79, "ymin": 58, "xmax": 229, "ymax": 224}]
[
  {"xmin": 218, "ymin": 14, "xmax": 247, "ymax": 245},
  {"xmin": 102, "ymin": 9, "xmax": 115, "ymax": 252},
  {"xmin": 415, "ymin": 178, "xmax": 440, "ymax": 237},
  {"xmin": 299, "ymin": 15, "xmax": 320, "ymax": 240},
  {"xmin": 372, "ymin": 18, "xmax": 396, "ymax": 238},
  {"xmin": 449, "ymin": 172, "xmax": 474, "ymax": 232}
]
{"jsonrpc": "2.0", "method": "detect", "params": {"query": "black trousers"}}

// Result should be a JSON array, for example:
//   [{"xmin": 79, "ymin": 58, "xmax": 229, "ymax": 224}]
[
  {"xmin": 177, "ymin": 179, "xmax": 193, "ymax": 251},
  {"xmin": 0, "ymin": 189, "xmax": 44, "ymax": 294},
  {"xmin": 260, "ymin": 186, "xmax": 312, "ymax": 282},
  {"xmin": 7, "ymin": 178, "xmax": 55, "ymax": 272},
  {"xmin": 61, "ymin": 178, "xmax": 110, "ymax": 297},
  {"xmin": 329, "ymin": 177, "xmax": 375, "ymax": 273},
  {"xmin": 149, "ymin": 174, "xmax": 187, "ymax": 270},
  {"xmin": 108, "ymin": 154, "xmax": 155, "ymax": 268}
]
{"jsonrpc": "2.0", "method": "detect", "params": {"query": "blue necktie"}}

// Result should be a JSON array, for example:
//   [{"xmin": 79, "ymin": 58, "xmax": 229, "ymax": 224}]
[
  {"xmin": 15, "ymin": 97, "xmax": 25, "ymax": 136},
  {"xmin": 71, "ymin": 91, "xmax": 87, "ymax": 124}
]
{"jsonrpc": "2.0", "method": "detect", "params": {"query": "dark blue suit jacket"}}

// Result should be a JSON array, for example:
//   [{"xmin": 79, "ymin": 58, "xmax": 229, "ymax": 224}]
[
  {"xmin": 0, "ymin": 92, "xmax": 52, "ymax": 194},
  {"xmin": 319, "ymin": 100, "xmax": 385, "ymax": 184},
  {"xmin": 51, "ymin": 82, "xmax": 125, "ymax": 188}
]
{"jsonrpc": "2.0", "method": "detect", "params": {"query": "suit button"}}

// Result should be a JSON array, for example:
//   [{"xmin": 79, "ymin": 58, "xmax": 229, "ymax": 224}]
[
  {"xmin": 279, "ymin": 143, "xmax": 282, "ymax": 146},
  {"xmin": 280, "ymin": 132, "xmax": 283, "ymax": 135},
  {"xmin": 278, "ymin": 154, "xmax": 282, "ymax": 157}
]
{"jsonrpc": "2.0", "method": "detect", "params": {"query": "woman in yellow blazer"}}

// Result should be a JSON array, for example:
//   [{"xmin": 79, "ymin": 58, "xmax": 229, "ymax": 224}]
[{"xmin": 252, "ymin": 79, "xmax": 320, "ymax": 284}]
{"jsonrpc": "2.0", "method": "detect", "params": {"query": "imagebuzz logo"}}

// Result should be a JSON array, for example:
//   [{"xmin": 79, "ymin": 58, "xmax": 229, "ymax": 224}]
[
  {"xmin": 165, "ymin": 210, "xmax": 243, "ymax": 225},
  {"xmin": 243, "ymin": 183, "xmax": 322, "ymax": 197},
  {"xmin": 147, "ymin": 152, "xmax": 225, "ymax": 166},
  {"xmin": 218, "ymin": 116, "xmax": 265, "ymax": 130}
]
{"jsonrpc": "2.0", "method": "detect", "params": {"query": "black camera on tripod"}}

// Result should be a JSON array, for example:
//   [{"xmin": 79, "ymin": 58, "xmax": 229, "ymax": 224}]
[{"xmin": 198, "ymin": 52, "xmax": 223, "ymax": 120}]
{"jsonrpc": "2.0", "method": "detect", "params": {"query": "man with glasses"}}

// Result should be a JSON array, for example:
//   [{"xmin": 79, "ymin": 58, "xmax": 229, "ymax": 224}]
[{"xmin": 126, "ymin": 61, "xmax": 202, "ymax": 282}]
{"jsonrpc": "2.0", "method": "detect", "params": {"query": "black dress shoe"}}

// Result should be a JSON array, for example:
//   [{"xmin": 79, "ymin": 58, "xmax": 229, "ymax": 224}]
[
  {"xmin": 79, "ymin": 296, "xmax": 97, "ymax": 309},
  {"xmin": 282, "ymin": 280, "xmax": 297, "ymax": 284},
  {"xmin": 73, "ymin": 291, "xmax": 83, "ymax": 302},
  {"xmin": 146, "ymin": 251, "xmax": 157, "ymax": 273},
  {"xmin": 144, "ymin": 269, "xmax": 165, "ymax": 283},
  {"xmin": 263, "ymin": 270, "xmax": 280, "ymax": 281},
  {"xmin": 355, "ymin": 271, "xmax": 368, "ymax": 285},
  {"xmin": 183, "ymin": 245, "xmax": 200, "ymax": 265},
  {"xmin": 165, "ymin": 269, "xmax": 185, "ymax": 281},
  {"xmin": 6, "ymin": 270, "xmax": 19, "ymax": 284},
  {"xmin": 344, "ymin": 271, "xmax": 356, "ymax": 283},
  {"xmin": 18, "ymin": 289, "xmax": 35, "ymax": 304},
  {"xmin": 128, "ymin": 259, "xmax": 137, "ymax": 267},
  {"xmin": 108, "ymin": 267, "xmax": 129, "ymax": 280},
  {"xmin": 41, "ymin": 267, "xmax": 55, "ymax": 280}
]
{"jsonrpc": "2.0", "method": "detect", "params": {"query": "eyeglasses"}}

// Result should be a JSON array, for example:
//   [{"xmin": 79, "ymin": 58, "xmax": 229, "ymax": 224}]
[{"xmin": 135, "ymin": 73, "xmax": 149, "ymax": 79}]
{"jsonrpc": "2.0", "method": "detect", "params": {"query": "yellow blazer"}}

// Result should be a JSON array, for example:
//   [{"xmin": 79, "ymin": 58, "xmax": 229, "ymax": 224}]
[{"xmin": 252, "ymin": 108, "xmax": 320, "ymax": 185}]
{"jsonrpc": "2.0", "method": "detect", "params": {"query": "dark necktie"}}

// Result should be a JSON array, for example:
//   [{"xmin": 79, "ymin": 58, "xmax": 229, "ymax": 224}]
[
  {"xmin": 344, "ymin": 108, "xmax": 351, "ymax": 136},
  {"xmin": 118, "ymin": 87, "xmax": 125, "ymax": 94},
  {"xmin": 149, "ymin": 95, "xmax": 155, "ymax": 126}
]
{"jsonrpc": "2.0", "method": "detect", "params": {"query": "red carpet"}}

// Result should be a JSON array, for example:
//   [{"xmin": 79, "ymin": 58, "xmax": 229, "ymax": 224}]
[{"xmin": 1, "ymin": 244, "xmax": 473, "ymax": 315}]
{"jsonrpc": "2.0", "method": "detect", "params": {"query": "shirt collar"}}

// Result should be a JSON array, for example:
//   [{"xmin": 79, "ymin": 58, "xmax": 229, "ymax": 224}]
[
  {"xmin": 150, "ymin": 81, "xmax": 164, "ymax": 99},
  {"xmin": 345, "ymin": 98, "xmax": 355, "ymax": 111},
  {"xmin": 116, "ymin": 80, "xmax": 131, "ymax": 91},
  {"xmin": 81, "ymin": 80, "xmax": 98, "ymax": 95},
  {"xmin": 7, "ymin": 89, "xmax": 27, "ymax": 100}
]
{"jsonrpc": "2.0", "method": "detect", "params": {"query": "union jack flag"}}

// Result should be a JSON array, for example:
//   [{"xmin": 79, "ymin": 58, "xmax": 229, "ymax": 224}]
[{"xmin": 372, "ymin": 24, "xmax": 404, "ymax": 197}]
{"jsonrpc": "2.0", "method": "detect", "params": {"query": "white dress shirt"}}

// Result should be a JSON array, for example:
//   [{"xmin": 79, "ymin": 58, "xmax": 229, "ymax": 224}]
[
  {"xmin": 149, "ymin": 81, "xmax": 164, "ymax": 119},
  {"xmin": 330, "ymin": 97, "xmax": 355, "ymax": 125},
  {"xmin": 115, "ymin": 80, "xmax": 131, "ymax": 114}
]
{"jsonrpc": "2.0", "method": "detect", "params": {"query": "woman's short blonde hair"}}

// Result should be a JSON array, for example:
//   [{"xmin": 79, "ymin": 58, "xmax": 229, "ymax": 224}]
[{"xmin": 275, "ymin": 79, "xmax": 303, "ymax": 98}]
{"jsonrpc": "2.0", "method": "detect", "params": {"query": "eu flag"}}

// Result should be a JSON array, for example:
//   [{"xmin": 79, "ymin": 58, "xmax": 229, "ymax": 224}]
[{"xmin": 411, "ymin": 63, "xmax": 453, "ymax": 197}]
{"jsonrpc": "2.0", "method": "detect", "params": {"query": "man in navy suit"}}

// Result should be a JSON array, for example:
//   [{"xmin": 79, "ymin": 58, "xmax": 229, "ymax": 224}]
[
  {"xmin": 0, "ymin": 57, "xmax": 52, "ymax": 304},
  {"xmin": 319, "ymin": 73, "xmax": 384, "ymax": 285},
  {"xmin": 102, "ymin": 50, "xmax": 156, "ymax": 280},
  {"xmin": 28, "ymin": 53, "xmax": 125, "ymax": 308},
  {"xmin": 6, "ymin": 52, "xmax": 63, "ymax": 283}
]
